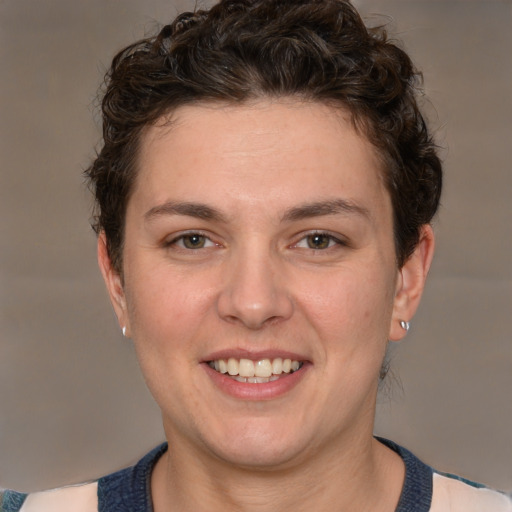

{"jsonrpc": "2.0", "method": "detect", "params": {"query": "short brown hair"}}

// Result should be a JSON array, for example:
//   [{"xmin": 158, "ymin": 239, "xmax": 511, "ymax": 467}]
[{"xmin": 86, "ymin": 0, "xmax": 442, "ymax": 272}]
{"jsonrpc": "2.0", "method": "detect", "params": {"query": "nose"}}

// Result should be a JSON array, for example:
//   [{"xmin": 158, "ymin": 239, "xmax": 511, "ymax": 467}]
[{"xmin": 216, "ymin": 246, "xmax": 294, "ymax": 330}]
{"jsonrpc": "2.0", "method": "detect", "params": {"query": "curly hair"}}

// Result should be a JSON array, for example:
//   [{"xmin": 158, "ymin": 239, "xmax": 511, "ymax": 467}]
[{"xmin": 86, "ymin": 0, "xmax": 442, "ymax": 273}]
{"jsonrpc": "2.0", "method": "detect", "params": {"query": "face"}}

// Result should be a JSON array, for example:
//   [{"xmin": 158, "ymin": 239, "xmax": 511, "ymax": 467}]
[{"xmin": 100, "ymin": 100, "xmax": 432, "ymax": 470}]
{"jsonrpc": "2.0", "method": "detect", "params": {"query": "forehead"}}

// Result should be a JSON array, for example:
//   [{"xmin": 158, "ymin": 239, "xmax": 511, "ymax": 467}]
[{"xmin": 132, "ymin": 100, "xmax": 390, "ymax": 221}]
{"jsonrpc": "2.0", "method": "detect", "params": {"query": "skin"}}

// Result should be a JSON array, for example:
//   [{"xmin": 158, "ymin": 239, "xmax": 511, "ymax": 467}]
[{"xmin": 99, "ymin": 99, "xmax": 435, "ymax": 512}]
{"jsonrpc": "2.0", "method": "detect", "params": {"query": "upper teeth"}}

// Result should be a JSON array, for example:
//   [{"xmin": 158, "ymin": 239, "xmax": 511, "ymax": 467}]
[{"xmin": 209, "ymin": 358, "xmax": 301, "ymax": 378}]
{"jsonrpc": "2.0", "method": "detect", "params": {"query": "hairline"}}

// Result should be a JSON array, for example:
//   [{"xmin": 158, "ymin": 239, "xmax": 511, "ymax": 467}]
[{"xmin": 113, "ymin": 95, "xmax": 400, "ymax": 274}]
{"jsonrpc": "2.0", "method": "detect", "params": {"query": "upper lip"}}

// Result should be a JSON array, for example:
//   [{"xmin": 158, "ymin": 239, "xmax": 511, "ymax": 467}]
[{"xmin": 202, "ymin": 348, "xmax": 310, "ymax": 363}]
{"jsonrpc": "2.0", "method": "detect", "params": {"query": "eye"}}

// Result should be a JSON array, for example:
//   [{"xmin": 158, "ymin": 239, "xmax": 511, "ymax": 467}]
[
  {"xmin": 168, "ymin": 233, "xmax": 216, "ymax": 250},
  {"xmin": 294, "ymin": 232, "xmax": 344, "ymax": 250},
  {"xmin": 306, "ymin": 233, "xmax": 332, "ymax": 250}
]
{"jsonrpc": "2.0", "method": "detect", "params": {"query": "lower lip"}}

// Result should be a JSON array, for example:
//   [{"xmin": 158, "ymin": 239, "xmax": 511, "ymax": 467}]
[{"xmin": 202, "ymin": 363, "xmax": 310, "ymax": 400}]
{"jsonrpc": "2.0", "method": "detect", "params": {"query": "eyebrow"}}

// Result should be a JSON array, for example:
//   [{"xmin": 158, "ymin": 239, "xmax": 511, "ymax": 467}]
[
  {"xmin": 281, "ymin": 199, "xmax": 370, "ymax": 222},
  {"xmin": 144, "ymin": 198, "xmax": 370, "ymax": 224},
  {"xmin": 144, "ymin": 201, "xmax": 228, "ymax": 223}
]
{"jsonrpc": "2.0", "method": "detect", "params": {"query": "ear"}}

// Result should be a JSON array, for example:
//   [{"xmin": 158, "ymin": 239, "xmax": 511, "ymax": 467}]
[
  {"xmin": 97, "ymin": 231, "xmax": 130, "ymax": 337},
  {"xmin": 389, "ymin": 225, "xmax": 435, "ymax": 342}
]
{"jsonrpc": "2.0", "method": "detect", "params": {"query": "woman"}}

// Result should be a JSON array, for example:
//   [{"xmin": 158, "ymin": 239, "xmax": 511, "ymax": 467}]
[{"xmin": 2, "ymin": 0, "xmax": 510, "ymax": 510}]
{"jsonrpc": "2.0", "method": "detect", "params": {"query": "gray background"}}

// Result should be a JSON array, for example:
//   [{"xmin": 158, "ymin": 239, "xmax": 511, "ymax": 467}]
[{"xmin": 1, "ymin": 0, "xmax": 511, "ymax": 492}]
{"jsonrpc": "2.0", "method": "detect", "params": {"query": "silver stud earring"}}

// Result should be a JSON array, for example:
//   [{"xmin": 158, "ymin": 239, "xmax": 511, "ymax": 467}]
[
  {"xmin": 122, "ymin": 326, "xmax": 127, "ymax": 337},
  {"xmin": 400, "ymin": 320, "xmax": 410, "ymax": 332}
]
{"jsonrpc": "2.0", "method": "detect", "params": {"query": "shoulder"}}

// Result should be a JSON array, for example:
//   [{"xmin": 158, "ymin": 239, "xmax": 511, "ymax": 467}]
[
  {"xmin": 377, "ymin": 437, "xmax": 512, "ymax": 512},
  {"xmin": 430, "ymin": 472, "xmax": 512, "ymax": 512},
  {"xmin": 0, "ymin": 443, "xmax": 168, "ymax": 512},
  {"xmin": 1, "ymin": 483, "xmax": 98, "ymax": 512}
]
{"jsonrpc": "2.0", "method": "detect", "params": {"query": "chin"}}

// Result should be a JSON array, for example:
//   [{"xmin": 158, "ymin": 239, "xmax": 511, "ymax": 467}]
[
  {"xmin": 214, "ymin": 441, "xmax": 306, "ymax": 470},
  {"xmin": 202, "ymin": 418, "xmax": 314, "ymax": 470}
]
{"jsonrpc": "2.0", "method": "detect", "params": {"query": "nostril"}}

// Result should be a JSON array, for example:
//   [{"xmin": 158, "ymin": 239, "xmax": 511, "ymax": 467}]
[{"xmin": 216, "ymin": 259, "xmax": 294, "ymax": 328}]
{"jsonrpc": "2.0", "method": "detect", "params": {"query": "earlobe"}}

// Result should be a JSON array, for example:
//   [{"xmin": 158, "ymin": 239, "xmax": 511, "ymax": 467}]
[
  {"xmin": 97, "ymin": 232, "xmax": 130, "ymax": 336},
  {"xmin": 389, "ymin": 225, "xmax": 435, "ymax": 342}
]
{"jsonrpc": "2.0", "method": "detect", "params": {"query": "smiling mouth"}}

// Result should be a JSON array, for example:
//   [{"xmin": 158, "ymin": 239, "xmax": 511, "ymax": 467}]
[{"xmin": 207, "ymin": 357, "xmax": 304, "ymax": 383}]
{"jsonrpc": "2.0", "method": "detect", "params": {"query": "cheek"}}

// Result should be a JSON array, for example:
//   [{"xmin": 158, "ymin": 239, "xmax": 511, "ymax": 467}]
[
  {"xmin": 295, "ymin": 265, "xmax": 397, "ymax": 355},
  {"xmin": 123, "ymin": 268, "xmax": 217, "ymax": 412},
  {"xmin": 124, "ymin": 265, "xmax": 217, "ymax": 355},
  {"xmin": 301, "ymin": 268, "xmax": 395, "ymax": 323}
]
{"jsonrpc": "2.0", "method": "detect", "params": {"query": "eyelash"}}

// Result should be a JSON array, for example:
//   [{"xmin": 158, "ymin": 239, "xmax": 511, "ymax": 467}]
[
  {"xmin": 165, "ymin": 231, "xmax": 217, "ymax": 250},
  {"xmin": 292, "ymin": 231, "xmax": 347, "ymax": 251},
  {"xmin": 165, "ymin": 231, "xmax": 347, "ymax": 251},
  {"xmin": 164, "ymin": 231, "xmax": 346, "ymax": 252}
]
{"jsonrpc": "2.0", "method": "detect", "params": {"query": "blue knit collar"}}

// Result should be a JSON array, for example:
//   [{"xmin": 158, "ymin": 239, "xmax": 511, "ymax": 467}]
[{"xmin": 98, "ymin": 438, "xmax": 432, "ymax": 512}]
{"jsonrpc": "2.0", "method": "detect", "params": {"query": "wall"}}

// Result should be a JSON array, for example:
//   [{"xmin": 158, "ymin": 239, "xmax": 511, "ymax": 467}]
[{"xmin": 1, "ymin": 0, "xmax": 510, "ymax": 492}]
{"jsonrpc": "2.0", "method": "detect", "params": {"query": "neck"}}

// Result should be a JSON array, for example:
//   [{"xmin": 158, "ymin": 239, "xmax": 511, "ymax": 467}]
[{"xmin": 151, "ymin": 431, "xmax": 405, "ymax": 512}]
